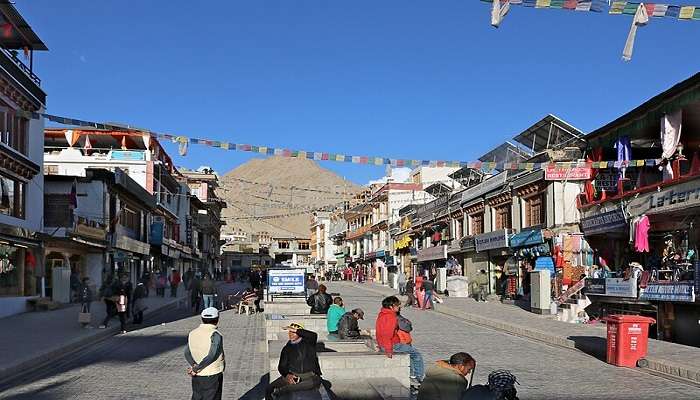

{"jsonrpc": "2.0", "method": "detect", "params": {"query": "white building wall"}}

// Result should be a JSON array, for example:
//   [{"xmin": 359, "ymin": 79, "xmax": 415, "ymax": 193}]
[
  {"xmin": 44, "ymin": 148, "xmax": 150, "ymax": 190},
  {"xmin": 551, "ymin": 181, "xmax": 583, "ymax": 226}
]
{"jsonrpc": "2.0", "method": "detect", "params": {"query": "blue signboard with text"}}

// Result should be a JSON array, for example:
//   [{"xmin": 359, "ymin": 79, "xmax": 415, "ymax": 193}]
[{"xmin": 268, "ymin": 268, "xmax": 306, "ymax": 294}]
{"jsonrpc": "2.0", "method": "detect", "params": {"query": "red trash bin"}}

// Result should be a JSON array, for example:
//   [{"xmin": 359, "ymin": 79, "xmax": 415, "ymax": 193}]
[{"xmin": 604, "ymin": 315, "xmax": 656, "ymax": 368}]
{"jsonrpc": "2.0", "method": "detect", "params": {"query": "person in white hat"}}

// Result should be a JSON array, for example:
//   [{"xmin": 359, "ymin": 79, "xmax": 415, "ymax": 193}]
[{"xmin": 185, "ymin": 307, "xmax": 225, "ymax": 400}]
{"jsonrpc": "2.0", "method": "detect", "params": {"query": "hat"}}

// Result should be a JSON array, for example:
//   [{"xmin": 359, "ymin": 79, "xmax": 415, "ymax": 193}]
[
  {"xmin": 488, "ymin": 370, "xmax": 519, "ymax": 392},
  {"xmin": 352, "ymin": 308, "xmax": 365, "ymax": 320},
  {"xmin": 201, "ymin": 307, "xmax": 219, "ymax": 319},
  {"xmin": 288, "ymin": 322, "xmax": 304, "ymax": 330}
]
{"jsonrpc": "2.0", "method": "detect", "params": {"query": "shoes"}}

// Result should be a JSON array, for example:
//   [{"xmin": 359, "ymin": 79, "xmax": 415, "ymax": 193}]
[
  {"xmin": 98, "ymin": 325, "xmax": 107, "ymax": 329},
  {"xmin": 121, "ymin": 330, "xmax": 127, "ymax": 334}
]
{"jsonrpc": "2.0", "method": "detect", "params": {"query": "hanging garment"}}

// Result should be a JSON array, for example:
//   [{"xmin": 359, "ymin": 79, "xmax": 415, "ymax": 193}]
[
  {"xmin": 629, "ymin": 216, "xmax": 640, "ymax": 244},
  {"xmin": 614, "ymin": 136, "xmax": 632, "ymax": 179},
  {"xmin": 491, "ymin": 0, "xmax": 510, "ymax": 28},
  {"xmin": 661, "ymin": 110, "xmax": 682, "ymax": 180},
  {"xmin": 622, "ymin": 3, "xmax": 649, "ymax": 61},
  {"xmin": 635, "ymin": 215, "xmax": 650, "ymax": 253}
]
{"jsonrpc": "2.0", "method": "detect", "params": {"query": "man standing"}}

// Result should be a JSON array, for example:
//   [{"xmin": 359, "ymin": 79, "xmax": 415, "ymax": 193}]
[
  {"xmin": 169, "ymin": 268, "xmax": 181, "ymax": 297},
  {"xmin": 476, "ymin": 270, "xmax": 489, "ymax": 302},
  {"xmin": 200, "ymin": 274, "xmax": 217, "ymax": 309},
  {"xmin": 397, "ymin": 270, "xmax": 407, "ymax": 296},
  {"xmin": 265, "ymin": 323, "xmax": 322, "ymax": 399},
  {"xmin": 338, "ymin": 308, "xmax": 366, "ymax": 339},
  {"xmin": 417, "ymin": 352, "xmax": 476, "ymax": 400},
  {"xmin": 376, "ymin": 296, "xmax": 424, "ymax": 387},
  {"xmin": 185, "ymin": 307, "xmax": 225, "ymax": 400},
  {"xmin": 306, "ymin": 284, "xmax": 333, "ymax": 314},
  {"xmin": 305, "ymin": 275, "xmax": 319, "ymax": 298}
]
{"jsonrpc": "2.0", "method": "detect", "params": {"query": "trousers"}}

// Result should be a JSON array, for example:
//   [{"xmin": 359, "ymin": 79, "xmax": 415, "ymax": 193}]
[
  {"xmin": 191, "ymin": 373, "xmax": 223, "ymax": 400},
  {"xmin": 265, "ymin": 372, "xmax": 321, "ymax": 400}
]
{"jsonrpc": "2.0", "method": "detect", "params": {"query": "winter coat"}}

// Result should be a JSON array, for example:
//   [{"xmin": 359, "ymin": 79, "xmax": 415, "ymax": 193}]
[
  {"xmin": 337, "ymin": 312, "xmax": 360, "ymax": 339},
  {"xmin": 200, "ymin": 279, "xmax": 217, "ymax": 295},
  {"xmin": 132, "ymin": 285, "xmax": 148, "ymax": 313},
  {"xmin": 326, "ymin": 304, "xmax": 346, "ymax": 332},
  {"xmin": 278, "ymin": 329, "xmax": 322, "ymax": 377},
  {"xmin": 476, "ymin": 274, "xmax": 489, "ymax": 287},
  {"xmin": 375, "ymin": 308, "xmax": 400, "ymax": 355},
  {"xmin": 418, "ymin": 362, "xmax": 469, "ymax": 400},
  {"xmin": 307, "ymin": 292, "xmax": 332, "ymax": 314}
]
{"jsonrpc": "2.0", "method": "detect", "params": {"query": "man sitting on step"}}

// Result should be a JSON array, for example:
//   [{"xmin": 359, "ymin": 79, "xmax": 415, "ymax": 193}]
[{"xmin": 266, "ymin": 323, "xmax": 322, "ymax": 400}]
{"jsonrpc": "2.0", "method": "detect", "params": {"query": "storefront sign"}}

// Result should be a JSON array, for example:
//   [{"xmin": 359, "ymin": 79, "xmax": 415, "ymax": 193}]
[
  {"xmin": 604, "ymin": 278, "xmax": 638, "ymax": 298},
  {"xmin": 74, "ymin": 222, "xmax": 107, "ymax": 241},
  {"xmin": 695, "ymin": 260, "xmax": 700, "ymax": 300},
  {"xmin": 114, "ymin": 236, "xmax": 150, "ymax": 255},
  {"xmin": 376, "ymin": 250, "xmax": 386, "ymax": 258},
  {"xmin": 534, "ymin": 256, "xmax": 555, "ymax": 278},
  {"xmin": 185, "ymin": 216, "xmax": 193, "ymax": 246},
  {"xmin": 509, "ymin": 229, "xmax": 544, "ymax": 248},
  {"xmin": 594, "ymin": 170, "xmax": 639, "ymax": 192},
  {"xmin": 150, "ymin": 221, "xmax": 164, "ymax": 245},
  {"xmin": 401, "ymin": 217, "xmax": 412, "ymax": 230},
  {"xmin": 545, "ymin": 166, "xmax": 592, "ymax": 181},
  {"xmin": 416, "ymin": 196, "xmax": 449, "ymax": 219},
  {"xmin": 627, "ymin": 180, "xmax": 700, "ymax": 218},
  {"xmin": 580, "ymin": 208, "xmax": 627, "ymax": 235},
  {"xmin": 461, "ymin": 172, "xmax": 508, "ymax": 204},
  {"xmin": 585, "ymin": 278, "xmax": 607, "ymax": 295},
  {"xmin": 460, "ymin": 236, "xmax": 476, "ymax": 252},
  {"xmin": 417, "ymin": 245, "xmax": 447, "ymax": 262},
  {"xmin": 395, "ymin": 235, "xmax": 412, "ymax": 250},
  {"xmin": 475, "ymin": 229, "xmax": 509, "ymax": 252},
  {"xmin": 268, "ymin": 268, "xmax": 306, "ymax": 294},
  {"xmin": 110, "ymin": 150, "xmax": 146, "ymax": 161},
  {"xmin": 640, "ymin": 283, "xmax": 695, "ymax": 302}
]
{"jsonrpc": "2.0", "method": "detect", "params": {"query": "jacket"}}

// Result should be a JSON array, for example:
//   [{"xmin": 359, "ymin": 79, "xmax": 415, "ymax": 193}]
[
  {"xmin": 423, "ymin": 280, "xmax": 434, "ymax": 291},
  {"xmin": 338, "ymin": 312, "xmax": 360, "ymax": 339},
  {"xmin": 307, "ymin": 292, "xmax": 333, "ymax": 314},
  {"xmin": 326, "ymin": 304, "xmax": 346, "ymax": 332},
  {"xmin": 185, "ymin": 323, "xmax": 225, "ymax": 376},
  {"xmin": 200, "ymin": 279, "xmax": 217, "ymax": 295},
  {"xmin": 278, "ymin": 328, "xmax": 322, "ymax": 377},
  {"xmin": 461, "ymin": 385, "xmax": 497, "ymax": 400},
  {"xmin": 375, "ymin": 308, "xmax": 400, "ymax": 355},
  {"xmin": 476, "ymin": 274, "xmax": 489, "ymax": 287},
  {"xmin": 79, "ymin": 284, "xmax": 93, "ymax": 304},
  {"xmin": 417, "ymin": 362, "xmax": 468, "ymax": 400}
]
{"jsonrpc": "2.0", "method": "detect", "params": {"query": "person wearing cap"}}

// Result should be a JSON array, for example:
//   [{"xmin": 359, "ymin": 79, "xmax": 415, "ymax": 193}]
[
  {"xmin": 265, "ymin": 323, "xmax": 322, "ymax": 400},
  {"xmin": 326, "ymin": 297, "xmax": 346, "ymax": 335},
  {"xmin": 417, "ymin": 352, "xmax": 475, "ymax": 400},
  {"xmin": 337, "ymin": 308, "xmax": 365, "ymax": 339},
  {"xmin": 462, "ymin": 369, "xmax": 519, "ymax": 400},
  {"xmin": 184, "ymin": 307, "xmax": 225, "ymax": 400}
]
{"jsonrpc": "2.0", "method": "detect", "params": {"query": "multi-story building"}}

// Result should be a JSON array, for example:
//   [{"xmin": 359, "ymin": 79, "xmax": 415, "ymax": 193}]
[
  {"xmin": 0, "ymin": 4, "xmax": 47, "ymax": 317},
  {"xmin": 310, "ymin": 211, "xmax": 334, "ymax": 270},
  {"xmin": 270, "ymin": 236, "xmax": 311, "ymax": 267}
]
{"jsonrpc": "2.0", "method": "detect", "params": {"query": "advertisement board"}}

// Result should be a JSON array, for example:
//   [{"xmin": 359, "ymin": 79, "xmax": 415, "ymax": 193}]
[
  {"xmin": 580, "ymin": 208, "xmax": 627, "ymax": 235},
  {"xmin": 604, "ymin": 278, "xmax": 638, "ymax": 298},
  {"xmin": 584, "ymin": 278, "xmax": 606, "ymax": 295},
  {"xmin": 268, "ymin": 268, "xmax": 306, "ymax": 294},
  {"xmin": 534, "ymin": 256, "xmax": 555, "ymax": 278},
  {"xmin": 545, "ymin": 166, "xmax": 592, "ymax": 181},
  {"xmin": 475, "ymin": 229, "xmax": 509, "ymax": 252},
  {"xmin": 640, "ymin": 283, "xmax": 695, "ymax": 302}
]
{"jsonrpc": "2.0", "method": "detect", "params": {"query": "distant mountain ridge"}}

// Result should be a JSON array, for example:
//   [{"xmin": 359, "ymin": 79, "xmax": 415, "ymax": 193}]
[{"xmin": 220, "ymin": 156, "xmax": 361, "ymax": 239}]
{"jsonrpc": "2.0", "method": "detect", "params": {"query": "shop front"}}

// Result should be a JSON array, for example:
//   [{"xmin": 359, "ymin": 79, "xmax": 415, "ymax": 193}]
[
  {"xmin": 475, "ymin": 229, "xmax": 510, "ymax": 296},
  {"xmin": 509, "ymin": 229, "xmax": 551, "ymax": 299},
  {"xmin": 416, "ymin": 244, "xmax": 447, "ymax": 279},
  {"xmin": 0, "ymin": 229, "xmax": 42, "ymax": 318},
  {"xmin": 112, "ymin": 234, "xmax": 151, "ymax": 284}
]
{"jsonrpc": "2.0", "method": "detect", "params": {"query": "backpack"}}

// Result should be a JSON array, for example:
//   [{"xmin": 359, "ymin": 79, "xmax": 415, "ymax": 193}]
[{"xmin": 397, "ymin": 314, "xmax": 412, "ymax": 332}]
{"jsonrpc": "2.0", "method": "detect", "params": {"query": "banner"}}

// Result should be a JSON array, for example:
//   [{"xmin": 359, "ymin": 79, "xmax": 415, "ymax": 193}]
[{"xmin": 268, "ymin": 268, "xmax": 306, "ymax": 294}]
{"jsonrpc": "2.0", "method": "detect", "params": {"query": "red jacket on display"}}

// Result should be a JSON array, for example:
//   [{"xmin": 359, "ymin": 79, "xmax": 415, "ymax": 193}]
[{"xmin": 375, "ymin": 308, "xmax": 400, "ymax": 355}]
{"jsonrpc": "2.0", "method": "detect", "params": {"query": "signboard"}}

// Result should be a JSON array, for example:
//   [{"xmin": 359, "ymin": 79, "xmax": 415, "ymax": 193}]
[
  {"xmin": 604, "ymin": 278, "xmax": 638, "ymax": 298},
  {"xmin": 185, "ymin": 216, "xmax": 193, "ymax": 246},
  {"xmin": 461, "ymin": 172, "xmax": 508, "ymax": 205},
  {"xmin": 110, "ymin": 150, "xmax": 146, "ymax": 161},
  {"xmin": 545, "ymin": 166, "xmax": 592, "ymax": 181},
  {"xmin": 74, "ymin": 222, "xmax": 107, "ymax": 241},
  {"xmin": 395, "ymin": 236, "xmax": 412, "ymax": 250},
  {"xmin": 585, "ymin": 278, "xmax": 607, "ymax": 295},
  {"xmin": 640, "ymin": 283, "xmax": 695, "ymax": 302},
  {"xmin": 460, "ymin": 236, "xmax": 476, "ymax": 252},
  {"xmin": 417, "ymin": 245, "xmax": 447, "ymax": 262},
  {"xmin": 268, "ymin": 268, "xmax": 306, "ymax": 294},
  {"xmin": 534, "ymin": 256, "xmax": 555, "ymax": 278},
  {"xmin": 114, "ymin": 236, "xmax": 150, "ymax": 255},
  {"xmin": 509, "ymin": 229, "xmax": 544, "ymax": 248},
  {"xmin": 594, "ymin": 170, "xmax": 639, "ymax": 192},
  {"xmin": 627, "ymin": 180, "xmax": 700, "ymax": 218},
  {"xmin": 475, "ymin": 229, "xmax": 509, "ymax": 252},
  {"xmin": 580, "ymin": 208, "xmax": 627, "ymax": 235},
  {"xmin": 556, "ymin": 278, "xmax": 586, "ymax": 305},
  {"xmin": 695, "ymin": 260, "xmax": 700, "ymax": 301},
  {"xmin": 150, "ymin": 221, "xmax": 164, "ymax": 245}
]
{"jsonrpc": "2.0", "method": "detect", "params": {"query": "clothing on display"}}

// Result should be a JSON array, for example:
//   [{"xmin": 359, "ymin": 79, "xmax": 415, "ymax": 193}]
[
  {"xmin": 614, "ymin": 135, "xmax": 632, "ymax": 179},
  {"xmin": 633, "ymin": 215, "xmax": 650, "ymax": 253}
]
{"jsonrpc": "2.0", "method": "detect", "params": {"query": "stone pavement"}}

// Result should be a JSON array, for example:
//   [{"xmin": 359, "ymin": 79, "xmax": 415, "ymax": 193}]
[
  {"xmin": 2, "ymin": 284, "xmax": 202, "ymax": 384},
  {"xmin": 325, "ymin": 282, "xmax": 700, "ymax": 400},
  {"xmin": 340, "ymin": 280, "xmax": 700, "ymax": 386}
]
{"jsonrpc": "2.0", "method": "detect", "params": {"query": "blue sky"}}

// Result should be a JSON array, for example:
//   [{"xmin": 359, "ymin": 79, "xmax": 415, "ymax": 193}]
[{"xmin": 18, "ymin": 0, "xmax": 700, "ymax": 184}]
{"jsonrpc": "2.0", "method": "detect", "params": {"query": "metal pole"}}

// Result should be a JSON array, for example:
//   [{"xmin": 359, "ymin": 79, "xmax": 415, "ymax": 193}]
[{"xmin": 468, "ymin": 364, "xmax": 476, "ymax": 389}]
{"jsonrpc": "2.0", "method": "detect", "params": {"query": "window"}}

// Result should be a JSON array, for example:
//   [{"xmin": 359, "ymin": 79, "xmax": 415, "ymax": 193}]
[
  {"xmin": 278, "ymin": 241, "xmax": 290, "ymax": 249},
  {"xmin": 119, "ymin": 207, "xmax": 141, "ymax": 234},
  {"xmin": 470, "ymin": 213, "xmax": 484, "ymax": 235},
  {"xmin": 44, "ymin": 194, "xmax": 72, "ymax": 227},
  {"xmin": 494, "ymin": 205, "xmax": 512, "ymax": 230},
  {"xmin": 0, "ymin": 173, "xmax": 25, "ymax": 219},
  {"xmin": 299, "ymin": 241, "xmax": 310, "ymax": 250},
  {"xmin": 0, "ymin": 109, "xmax": 28, "ymax": 155},
  {"xmin": 44, "ymin": 165, "xmax": 59, "ymax": 175},
  {"xmin": 525, "ymin": 194, "xmax": 546, "ymax": 227}
]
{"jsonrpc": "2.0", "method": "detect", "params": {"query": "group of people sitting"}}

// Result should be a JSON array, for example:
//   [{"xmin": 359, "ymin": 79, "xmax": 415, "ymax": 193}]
[{"xmin": 307, "ymin": 284, "xmax": 370, "ymax": 339}]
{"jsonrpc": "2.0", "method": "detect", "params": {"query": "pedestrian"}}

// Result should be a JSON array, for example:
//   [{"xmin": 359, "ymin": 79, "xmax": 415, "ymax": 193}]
[
  {"xmin": 114, "ymin": 274, "xmax": 132, "ymax": 334},
  {"xmin": 169, "ymin": 268, "xmax": 182, "ymax": 297},
  {"xmin": 476, "ymin": 270, "xmax": 489, "ymax": 302},
  {"xmin": 190, "ymin": 273, "xmax": 202, "ymax": 313},
  {"xmin": 397, "ymin": 270, "xmax": 407, "ymax": 295},
  {"xmin": 185, "ymin": 307, "xmax": 225, "ymax": 400},
  {"xmin": 70, "ymin": 269, "xmax": 80, "ymax": 303},
  {"xmin": 265, "ymin": 323, "xmax": 322, "ymax": 400},
  {"xmin": 376, "ymin": 296, "xmax": 425, "ymax": 388},
  {"xmin": 78, "ymin": 277, "xmax": 93, "ymax": 327},
  {"xmin": 422, "ymin": 277, "xmax": 435, "ymax": 310},
  {"xmin": 98, "ymin": 276, "xmax": 117, "ymax": 329},
  {"xmin": 184, "ymin": 268, "xmax": 193, "ymax": 290},
  {"xmin": 417, "ymin": 352, "xmax": 476, "ymax": 400},
  {"xmin": 132, "ymin": 282, "xmax": 147, "ymax": 324},
  {"xmin": 326, "ymin": 297, "xmax": 345, "ymax": 335},
  {"xmin": 305, "ymin": 275, "xmax": 319, "ymax": 298},
  {"xmin": 462, "ymin": 370, "xmax": 519, "ymax": 400},
  {"xmin": 338, "ymin": 308, "xmax": 366, "ymax": 339},
  {"xmin": 404, "ymin": 277, "xmax": 416, "ymax": 307},
  {"xmin": 155, "ymin": 271, "xmax": 166, "ymax": 297},
  {"xmin": 140, "ymin": 270, "xmax": 151, "ymax": 297},
  {"xmin": 200, "ymin": 274, "xmax": 217, "ymax": 309},
  {"xmin": 306, "ymin": 284, "xmax": 333, "ymax": 314}
]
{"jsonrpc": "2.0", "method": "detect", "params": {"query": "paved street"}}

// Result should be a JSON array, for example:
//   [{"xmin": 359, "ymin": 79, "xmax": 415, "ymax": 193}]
[{"xmin": 2, "ymin": 282, "xmax": 700, "ymax": 400}]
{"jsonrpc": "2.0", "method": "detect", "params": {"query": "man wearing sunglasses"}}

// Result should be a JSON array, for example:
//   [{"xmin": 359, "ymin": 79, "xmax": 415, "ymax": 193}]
[{"xmin": 266, "ymin": 323, "xmax": 322, "ymax": 399}]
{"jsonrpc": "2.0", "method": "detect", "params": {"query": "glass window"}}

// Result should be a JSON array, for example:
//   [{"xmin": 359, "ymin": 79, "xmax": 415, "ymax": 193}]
[
  {"xmin": 0, "ymin": 173, "xmax": 25, "ymax": 219},
  {"xmin": 0, "ymin": 245, "xmax": 20, "ymax": 295},
  {"xmin": 0, "ymin": 109, "xmax": 28, "ymax": 155},
  {"xmin": 495, "ymin": 204, "xmax": 512, "ymax": 230}
]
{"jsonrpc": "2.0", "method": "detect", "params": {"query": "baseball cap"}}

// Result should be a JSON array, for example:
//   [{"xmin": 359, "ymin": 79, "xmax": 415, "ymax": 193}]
[
  {"xmin": 201, "ymin": 307, "xmax": 219, "ymax": 319},
  {"xmin": 288, "ymin": 322, "xmax": 305, "ymax": 330},
  {"xmin": 352, "ymin": 308, "xmax": 365, "ymax": 320}
]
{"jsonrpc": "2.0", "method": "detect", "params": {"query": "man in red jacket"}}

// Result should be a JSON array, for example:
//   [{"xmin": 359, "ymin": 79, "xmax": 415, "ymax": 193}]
[{"xmin": 375, "ymin": 296, "xmax": 425, "ymax": 388}]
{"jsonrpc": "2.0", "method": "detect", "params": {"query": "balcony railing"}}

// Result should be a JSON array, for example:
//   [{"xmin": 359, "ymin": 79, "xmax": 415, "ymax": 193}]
[
  {"xmin": 0, "ymin": 48, "xmax": 45, "ymax": 105},
  {"xmin": 1, "ymin": 48, "xmax": 40, "ymax": 85}
]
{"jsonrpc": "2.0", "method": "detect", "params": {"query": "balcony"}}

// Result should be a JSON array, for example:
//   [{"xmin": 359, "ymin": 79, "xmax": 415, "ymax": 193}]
[{"xmin": 0, "ymin": 48, "xmax": 45, "ymax": 105}]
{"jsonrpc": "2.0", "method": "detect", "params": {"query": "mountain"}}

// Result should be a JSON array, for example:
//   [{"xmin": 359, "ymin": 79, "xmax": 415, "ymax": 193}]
[{"xmin": 219, "ymin": 156, "xmax": 361, "ymax": 239}]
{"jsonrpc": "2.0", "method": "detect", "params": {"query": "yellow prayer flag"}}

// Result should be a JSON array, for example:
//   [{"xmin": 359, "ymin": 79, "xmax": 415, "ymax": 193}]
[
  {"xmin": 679, "ymin": 6, "xmax": 695, "ymax": 19},
  {"xmin": 258, "ymin": 146, "xmax": 267, "ymax": 154},
  {"xmin": 536, "ymin": 0, "xmax": 551, "ymax": 8}
]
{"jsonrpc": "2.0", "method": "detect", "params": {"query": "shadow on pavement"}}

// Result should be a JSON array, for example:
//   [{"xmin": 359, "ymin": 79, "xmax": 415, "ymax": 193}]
[
  {"xmin": 238, "ymin": 372, "xmax": 269, "ymax": 400},
  {"xmin": 1, "ymin": 377, "xmax": 76, "ymax": 400},
  {"xmin": 567, "ymin": 335, "xmax": 607, "ymax": 361}
]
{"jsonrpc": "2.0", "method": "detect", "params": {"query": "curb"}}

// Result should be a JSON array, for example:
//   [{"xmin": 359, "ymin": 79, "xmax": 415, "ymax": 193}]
[
  {"xmin": 0, "ymin": 296, "xmax": 183, "ymax": 386},
  {"xmin": 339, "ymin": 281, "xmax": 700, "ymax": 386}
]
